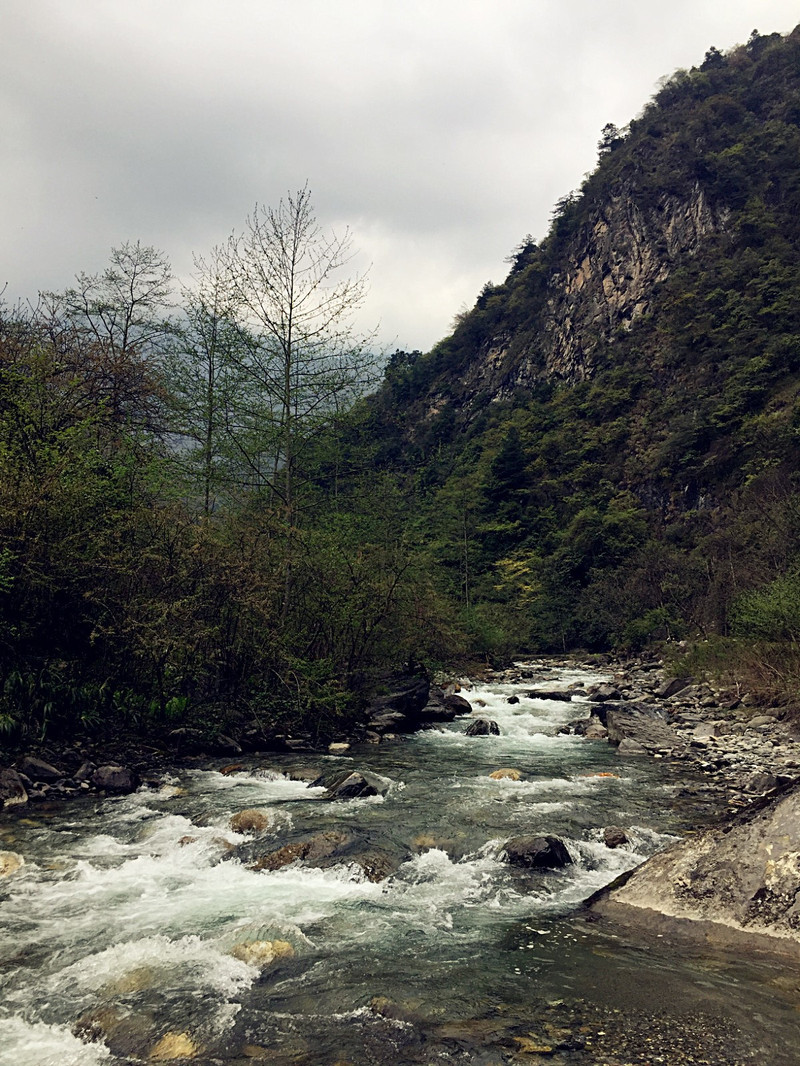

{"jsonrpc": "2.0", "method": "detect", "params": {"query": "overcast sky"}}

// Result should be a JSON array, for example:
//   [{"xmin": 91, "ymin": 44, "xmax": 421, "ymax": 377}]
[{"xmin": 2, "ymin": 1, "xmax": 798, "ymax": 353}]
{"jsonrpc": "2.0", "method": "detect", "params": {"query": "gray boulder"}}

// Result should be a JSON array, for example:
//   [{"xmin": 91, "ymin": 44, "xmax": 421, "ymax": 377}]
[
  {"xmin": 0, "ymin": 768, "xmax": 28, "ymax": 807},
  {"xmin": 526, "ymin": 688, "xmax": 574, "ymax": 702},
  {"xmin": 464, "ymin": 718, "xmax": 500, "ymax": 736},
  {"xmin": 311, "ymin": 769, "xmax": 391, "ymax": 800},
  {"xmin": 503, "ymin": 834, "xmax": 573, "ymax": 870},
  {"xmin": 593, "ymin": 781, "xmax": 800, "ymax": 941},
  {"xmin": 605, "ymin": 702, "xmax": 686, "ymax": 754},
  {"xmin": 91, "ymin": 765, "xmax": 138, "ymax": 793},
  {"xmin": 18, "ymin": 756, "xmax": 63, "ymax": 784}
]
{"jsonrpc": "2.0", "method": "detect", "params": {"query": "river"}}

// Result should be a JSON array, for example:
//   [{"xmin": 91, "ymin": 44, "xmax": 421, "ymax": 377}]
[{"xmin": 2, "ymin": 662, "xmax": 800, "ymax": 1065}]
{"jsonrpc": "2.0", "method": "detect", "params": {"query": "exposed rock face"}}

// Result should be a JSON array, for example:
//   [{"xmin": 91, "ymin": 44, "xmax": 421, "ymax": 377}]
[
  {"xmin": 595, "ymin": 782, "xmax": 800, "ymax": 941},
  {"xmin": 460, "ymin": 182, "xmax": 724, "ymax": 403},
  {"xmin": 502, "ymin": 835, "xmax": 573, "ymax": 870}
]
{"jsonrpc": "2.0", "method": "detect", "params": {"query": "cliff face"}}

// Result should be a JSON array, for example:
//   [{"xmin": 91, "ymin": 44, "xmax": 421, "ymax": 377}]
[{"xmin": 468, "ymin": 182, "xmax": 726, "ymax": 401}]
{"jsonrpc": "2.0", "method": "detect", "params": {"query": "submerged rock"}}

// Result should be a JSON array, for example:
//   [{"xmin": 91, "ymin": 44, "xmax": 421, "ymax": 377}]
[
  {"xmin": 0, "ymin": 851, "xmax": 25, "ymax": 877},
  {"xmin": 464, "ymin": 718, "xmax": 500, "ymax": 736},
  {"xmin": 229, "ymin": 938, "xmax": 294, "ymax": 967},
  {"xmin": 252, "ymin": 830, "xmax": 351, "ymax": 871},
  {"xmin": 489, "ymin": 768, "xmax": 521, "ymax": 780},
  {"xmin": 230, "ymin": 808, "xmax": 272, "ymax": 833},
  {"xmin": 149, "ymin": 1031, "xmax": 202, "ymax": 1060},
  {"xmin": 502, "ymin": 834, "xmax": 573, "ymax": 870}
]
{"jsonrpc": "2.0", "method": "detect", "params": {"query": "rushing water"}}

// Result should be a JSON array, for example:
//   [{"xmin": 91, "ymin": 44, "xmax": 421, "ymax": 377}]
[{"xmin": 2, "ymin": 664, "xmax": 800, "ymax": 1065}]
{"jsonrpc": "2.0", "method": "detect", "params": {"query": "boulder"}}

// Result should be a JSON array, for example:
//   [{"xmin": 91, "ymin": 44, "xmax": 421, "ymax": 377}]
[
  {"xmin": 229, "ymin": 938, "xmax": 294, "ymax": 967},
  {"xmin": 230, "ymin": 809, "xmax": 272, "ymax": 833},
  {"xmin": 605, "ymin": 702, "xmax": 686, "ymax": 754},
  {"xmin": 464, "ymin": 718, "xmax": 500, "ymax": 736},
  {"xmin": 502, "ymin": 835, "xmax": 573, "ymax": 870},
  {"xmin": 0, "ymin": 768, "xmax": 28, "ymax": 807},
  {"xmin": 507, "ymin": 695, "xmax": 520, "ymax": 705},
  {"xmin": 91, "ymin": 765, "xmax": 138, "ymax": 793},
  {"xmin": 603, "ymin": 826, "xmax": 629, "ymax": 849},
  {"xmin": 593, "ymin": 780, "xmax": 800, "ymax": 942},
  {"xmin": 655, "ymin": 677, "xmax": 692, "ymax": 698},
  {"xmin": 328, "ymin": 742, "xmax": 351, "ymax": 754},
  {"xmin": 526, "ymin": 688, "xmax": 574, "ymax": 702},
  {"xmin": 311, "ymin": 768, "xmax": 391, "ymax": 800},
  {"xmin": 586, "ymin": 683, "xmax": 622, "ymax": 702},
  {"xmin": 253, "ymin": 830, "xmax": 351, "ymax": 871},
  {"xmin": 18, "ymin": 755, "xmax": 63, "ymax": 784}
]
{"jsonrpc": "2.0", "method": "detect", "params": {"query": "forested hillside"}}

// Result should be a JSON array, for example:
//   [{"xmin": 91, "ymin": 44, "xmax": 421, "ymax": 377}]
[
  {"xmin": 345, "ymin": 26, "xmax": 800, "ymax": 685},
  {"xmin": 3, "ymin": 26, "xmax": 800, "ymax": 749}
]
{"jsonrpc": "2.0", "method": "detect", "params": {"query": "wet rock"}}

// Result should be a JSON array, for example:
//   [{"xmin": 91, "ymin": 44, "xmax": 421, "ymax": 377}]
[
  {"xmin": 595, "ymin": 779, "xmax": 800, "ymax": 940},
  {"xmin": 465, "ymin": 718, "xmax": 500, "ymax": 736},
  {"xmin": 502, "ymin": 834, "xmax": 573, "ymax": 870},
  {"xmin": 0, "ymin": 851, "xmax": 25, "ymax": 876},
  {"xmin": 252, "ymin": 830, "xmax": 351, "ymax": 871},
  {"xmin": 328, "ymin": 741, "xmax": 351, "ymax": 754},
  {"xmin": 526, "ymin": 688, "xmax": 574, "ymax": 702},
  {"xmin": 507, "ymin": 695, "xmax": 520, "ymax": 705},
  {"xmin": 489, "ymin": 768, "xmax": 521, "ymax": 780},
  {"xmin": 18, "ymin": 755, "xmax": 63, "ymax": 784},
  {"xmin": 91, "ymin": 765, "xmax": 138, "ymax": 793},
  {"xmin": 230, "ymin": 938, "xmax": 294, "ymax": 967},
  {"xmin": 220, "ymin": 763, "xmax": 245, "ymax": 776},
  {"xmin": 366, "ymin": 674, "xmax": 430, "ymax": 732},
  {"xmin": 603, "ymin": 826, "xmax": 629, "ymax": 848},
  {"xmin": 230, "ymin": 808, "xmax": 272, "ymax": 833},
  {"xmin": 149, "ymin": 1031, "xmax": 202, "ymax": 1060},
  {"xmin": 0, "ymin": 768, "xmax": 28, "ymax": 807},
  {"xmin": 310, "ymin": 768, "xmax": 391, "ymax": 800}
]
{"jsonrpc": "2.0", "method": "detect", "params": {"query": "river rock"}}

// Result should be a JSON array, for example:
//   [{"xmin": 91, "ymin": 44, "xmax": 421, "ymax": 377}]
[
  {"xmin": 91, "ymin": 765, "xmax": 138, "ymax": 793},
  {"xmin": 502, "ymin": 834, "xmax": 573, "ymax": 870},
  {"xmin": 149, "ymin": 1030, "xmax": 202, "ymax": 1060},
  {"xmin": 593, "ymin": 780, "xmax": 800, "ymax": 941},
  {"xmin": 253, "ymin": 830, "xmax": 351, "ymax": 871},
  {"xmin": 489, "ymin": 768, "xmax": 521, "ymax": 780},
  {"xmin": 18, "ymin": 755, "xmax": 63, "ymax": 784},
  {"xmin": 507, "ymin": 695, "xmax": 520, "ymax": 705},
  {"xmin": 526, "ymin": 688, "xmax": 574, "ymax": 702},
  {"xmin": 586, "ymin": 683, "xmax": 622, "ymax": 702},
  {"xmin": 465, "ymin": 718, "xmax": 500, "ymax": 736},
  {"xmin": 310, "ymin": 768, "xmax": 391, "ymax": 800},
  {"xmin": 230, "ymin": 938, "xmax": 294, "ymax": 967},
  {"xmin": 603, "ymin": 826, "xmax": 629, "ymax": 848},
  {"xmin": 230, "ymin": 808, "xmax": 272, "ymax": 833},
  {"xmin": 0, "ymin": 851, "xmax": 25, "ymax": 877},
  {"xmin": 0, "ymin": 768, "xmax": 28, "ymax": 807},
  {"xmin": 655, "ymin": 677, "xmax": 692, "ymax": 698},
  {"xmin": 605, "ymin": 702, "xmax": 686, "ymax": 754}
]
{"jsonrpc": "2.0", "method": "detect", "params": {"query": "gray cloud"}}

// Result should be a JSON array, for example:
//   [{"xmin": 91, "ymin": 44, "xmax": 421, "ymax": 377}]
[{"xmin": 2, "ymin": 0, "xmax": 798, "ymax": 352}]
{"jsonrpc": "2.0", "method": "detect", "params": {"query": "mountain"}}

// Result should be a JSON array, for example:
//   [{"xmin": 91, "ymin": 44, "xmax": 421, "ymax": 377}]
[{"xmin": 344, "ymin": 25, "xmax": 800, "ymax": 675}]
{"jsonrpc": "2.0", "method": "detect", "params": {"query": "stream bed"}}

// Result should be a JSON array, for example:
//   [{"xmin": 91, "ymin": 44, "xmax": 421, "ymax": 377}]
[{"xmin": 2, "ymin": 663, "xmax": 800, "ymax": 1065}]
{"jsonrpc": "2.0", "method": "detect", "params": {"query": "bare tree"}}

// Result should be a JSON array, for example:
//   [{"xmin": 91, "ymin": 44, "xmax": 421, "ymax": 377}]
[{"xmin": 220, "ymin": 186, "xmax": 377, "ymax": 517}]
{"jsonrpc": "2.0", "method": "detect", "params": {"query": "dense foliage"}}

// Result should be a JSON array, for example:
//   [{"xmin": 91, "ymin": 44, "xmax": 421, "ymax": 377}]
[
  {"xmin": 346, "ymin": 26, "xmax": 800, "ymax": 695},
  {"xmin": 4, "ymin": 26, "xmax": 800, "ymax": 745}
]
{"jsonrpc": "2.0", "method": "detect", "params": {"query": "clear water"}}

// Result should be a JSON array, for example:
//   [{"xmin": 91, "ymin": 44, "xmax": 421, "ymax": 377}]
[{"xmin": 2, "ymin": 665, "xmax": 799, "ymax": 1065}]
